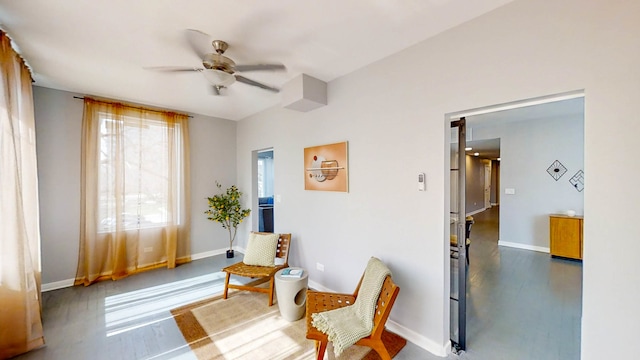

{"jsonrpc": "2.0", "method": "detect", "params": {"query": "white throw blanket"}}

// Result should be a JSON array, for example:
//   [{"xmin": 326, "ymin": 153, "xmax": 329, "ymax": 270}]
[{"xmin": 311, "ymin": 257, "xmax": 391, "ymax": 356}]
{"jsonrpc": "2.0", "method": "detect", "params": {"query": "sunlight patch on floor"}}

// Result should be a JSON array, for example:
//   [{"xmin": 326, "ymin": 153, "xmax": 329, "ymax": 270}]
[{"xmin": 104, "ymin": 271, "xmax": 242, "ymax": 337}]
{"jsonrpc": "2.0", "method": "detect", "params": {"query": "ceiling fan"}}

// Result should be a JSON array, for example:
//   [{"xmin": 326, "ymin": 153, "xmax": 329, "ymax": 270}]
[{"xmin": 146, "ymin": 29, "xmax": 286, "ymax": 95}]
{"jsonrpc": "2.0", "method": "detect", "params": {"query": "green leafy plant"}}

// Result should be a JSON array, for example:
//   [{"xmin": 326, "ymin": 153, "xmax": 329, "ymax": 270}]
[{"xmin": 205, "ymin": 182, "xmax": 251, "ymax": 251}]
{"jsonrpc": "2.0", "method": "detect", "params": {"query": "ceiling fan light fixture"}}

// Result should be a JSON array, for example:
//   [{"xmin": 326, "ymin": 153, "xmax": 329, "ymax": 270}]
[{"xmin": 202, "ymin": 69, "xmax": 235, "ymax": 86}]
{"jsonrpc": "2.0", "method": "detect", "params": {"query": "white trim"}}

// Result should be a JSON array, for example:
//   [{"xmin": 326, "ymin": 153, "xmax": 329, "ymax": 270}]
[
  {"xmin": 386, "ymin": 320, "xmax": 450, "ymax": 357},
  {"xmin": 190, "ymin": 246, "xmax": 246, "ymax": 261},
  {"xmin": 448, "ymin": 90, "xmax": 584, "ymax": 119},
  {"xmin": 466, "ymin": 207, "xmax": 487, "ymax": 216},
  {"xmin": 42, "ymin": 278, "xmax": 75, "ymax": 292},
  {"xmin": 42, "ymin": 247, "xmax": 244, "ymax": 291},
  {"xmin": 498, "ymin": 240, "xmax": 550, "ymax": 253},
  {"xmin": 307, "ymin": 280, "xmax": 333, "ymax": 293},
  {"xmin": 190, "ymin": 249, "xmax": 224, "ymax": 260}
]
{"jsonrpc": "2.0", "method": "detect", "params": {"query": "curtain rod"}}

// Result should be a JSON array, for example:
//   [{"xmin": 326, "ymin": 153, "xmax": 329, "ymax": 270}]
[{"xmin": 73, "ymin": 96, "xmax": 193, "ymax": 118}]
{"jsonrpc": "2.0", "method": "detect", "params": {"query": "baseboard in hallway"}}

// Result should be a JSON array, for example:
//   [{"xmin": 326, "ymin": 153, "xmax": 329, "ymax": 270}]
[{"xmin": 497, "ymin": 240, "xmax": 550, "ymax": 253}]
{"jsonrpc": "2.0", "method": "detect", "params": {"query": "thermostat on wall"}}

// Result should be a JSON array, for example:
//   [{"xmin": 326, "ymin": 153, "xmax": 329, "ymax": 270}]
[{"xmin": 418, "ymin": 173, "xmax": 426, "ymax": 191}]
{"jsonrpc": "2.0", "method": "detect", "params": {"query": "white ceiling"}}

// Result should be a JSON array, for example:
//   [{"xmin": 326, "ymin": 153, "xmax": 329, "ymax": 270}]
[{"xmin": 0, "ymin": 0, "xmax": 514, "ymax": 120}]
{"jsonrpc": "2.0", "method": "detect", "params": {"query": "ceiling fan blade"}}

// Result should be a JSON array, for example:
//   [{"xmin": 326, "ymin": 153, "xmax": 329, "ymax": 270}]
[
  {"xmin": 235, "ymin": 63, "xmax": 286, "ymax": 72},
  {"xmin": 144, "ymin": 66, "xmax": 203, "ymax": 72},
  {"xmin": 235, "ymin": 75, "xmax": 279, "ymax": 93},
  {"xmin": 185, "ymin": 29, "xmax": 212, "ymax": 59}
]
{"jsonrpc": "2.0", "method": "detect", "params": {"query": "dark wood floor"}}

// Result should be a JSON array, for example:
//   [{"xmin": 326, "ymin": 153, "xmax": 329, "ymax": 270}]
[
  {"xmin": 14, "ymin": 207, "xmax": 581, "ymax": 359},
  {"xmin": 14, "ymin": 254, "xmax": 431, "ymax": 360},
  {"xmin": 457, "ymin": 206, "xmax": 582, "ymax": 360}
]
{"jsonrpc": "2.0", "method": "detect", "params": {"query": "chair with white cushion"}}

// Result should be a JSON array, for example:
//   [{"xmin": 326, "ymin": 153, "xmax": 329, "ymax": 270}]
[{"xmin": 222, "ymin": 232, "xmax": 291, "ymax": 306}]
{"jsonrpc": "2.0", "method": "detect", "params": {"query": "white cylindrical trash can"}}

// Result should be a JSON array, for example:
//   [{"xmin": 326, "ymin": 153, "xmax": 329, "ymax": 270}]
[{"xmin": 274, "ymin": 267, "xmax": 309, "ymax": 321}]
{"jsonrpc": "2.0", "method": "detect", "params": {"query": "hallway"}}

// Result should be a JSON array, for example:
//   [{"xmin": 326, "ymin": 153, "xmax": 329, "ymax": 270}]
[{"xmin": 460, "ymin": 206, "xmax": 582, "ymax": 359}]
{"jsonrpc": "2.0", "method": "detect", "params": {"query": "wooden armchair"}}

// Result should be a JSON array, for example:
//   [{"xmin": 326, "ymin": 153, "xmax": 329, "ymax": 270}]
[
  {"xmin": 222, "ymin": 233, "xmax": 291, "ymax": 306},
  {"xmin": 305, "ymin": 273, "xmax": 400, "ymax": 360}
]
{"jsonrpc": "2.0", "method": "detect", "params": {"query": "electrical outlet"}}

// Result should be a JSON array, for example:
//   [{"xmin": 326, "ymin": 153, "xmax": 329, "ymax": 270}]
[
  {"xmin": 316, "ymin": 263, "xmax": 324, "ymax": 272},
  {"xmin": 143, "ymin": 247, "xmax": 153, "ymax": 253}
]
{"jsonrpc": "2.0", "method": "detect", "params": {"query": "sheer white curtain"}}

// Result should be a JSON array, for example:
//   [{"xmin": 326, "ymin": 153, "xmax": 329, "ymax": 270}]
[
  {"xmin": 0, "ymin": 31, "xmax": 45, "ymax": 358},
  {"xmin": 75, "ymin": 98, "xmax": 191, "ymax": 285}
]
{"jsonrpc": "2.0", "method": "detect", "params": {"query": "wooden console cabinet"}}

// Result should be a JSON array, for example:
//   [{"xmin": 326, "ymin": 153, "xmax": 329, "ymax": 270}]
[{"xmin": 549, "ymin": 214, "xmax": 583, "ymax": 260}]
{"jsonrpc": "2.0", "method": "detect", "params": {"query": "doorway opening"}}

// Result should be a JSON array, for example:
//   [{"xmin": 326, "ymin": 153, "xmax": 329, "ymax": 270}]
[
  {"xmin": 257, "ymin": 149, "xmax": 274, "ymax": 232},
  {"xmin": 447, "ymin": 91, "xmax": 585, "ymax": 357}
]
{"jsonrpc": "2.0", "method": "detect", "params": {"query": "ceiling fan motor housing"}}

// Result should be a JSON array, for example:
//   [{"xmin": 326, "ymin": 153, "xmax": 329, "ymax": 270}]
[{"xmin": 203, "ymin": 53, "xmax": 235, "ymax": 73}]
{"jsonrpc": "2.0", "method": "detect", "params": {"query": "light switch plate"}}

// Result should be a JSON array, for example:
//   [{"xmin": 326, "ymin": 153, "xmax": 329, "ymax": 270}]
[{"xmin": 505, "ymin": 188, "xmax": 516, "ymax": 195}]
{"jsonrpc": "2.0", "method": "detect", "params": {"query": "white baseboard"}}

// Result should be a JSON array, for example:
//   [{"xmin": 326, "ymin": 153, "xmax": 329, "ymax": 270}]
[
  {"xmin": 498, "ymin": 240, "xmax": 550, "ymax": 253},
  {"xmin": 307, "ymin": 280, "xmax": 332, "ymax": 293},
  {"xmin": 467, "ymin": 207, "xmax": 487, "ymax": 216},
  {"xmin": 42, "ymin": 278, "xmax": 75, "ymax": 292},
  {"xmin": 386, "ymin": 320, "xmax": 450, "ymax": 357},
  {"xmin": 42, "ymin": 247, "xmax": 241, "ymax": 291},
  {"xmin": 190, "ymin": 249, "xmax": 225, "ymax": 260},
  {"xmin": 180, "ymin": 246, "xmax": 248, "ymax": 261}
]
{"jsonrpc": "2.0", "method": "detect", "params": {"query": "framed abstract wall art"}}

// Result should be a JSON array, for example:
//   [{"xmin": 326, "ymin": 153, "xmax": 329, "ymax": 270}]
[{"xmin": 304, "ymin": 141, "xmax": 348, "ymax": 192}]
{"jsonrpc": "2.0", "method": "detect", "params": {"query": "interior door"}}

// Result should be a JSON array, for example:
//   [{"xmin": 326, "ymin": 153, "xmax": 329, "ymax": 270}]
[
  {"xmin": 484, "ymin": 160, "xmax": 491, "ymax": 209},
  {"xmin": 450, "ymin": 118, "xmax": 467, "ymax": 351}
]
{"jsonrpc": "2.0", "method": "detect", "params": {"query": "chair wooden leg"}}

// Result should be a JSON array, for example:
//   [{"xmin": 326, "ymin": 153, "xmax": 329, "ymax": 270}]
[
  {"xmin": 315, "ymin": 340, "xmax": 328, "ymax": 360},
  {"xmin": 223, "ymin": 272, "xmax": 231, "ymax": 299},
  {"xmin": 268, "ymin": 277, "xmax": 274, "ymax": 306},
  {"xmin": 370, "ymin": 342, "xmax": 391, "ymax": 360}
]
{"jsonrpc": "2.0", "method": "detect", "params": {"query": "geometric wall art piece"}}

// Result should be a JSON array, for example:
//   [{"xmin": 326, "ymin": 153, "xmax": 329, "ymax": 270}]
[
  {"xmin": 304, "ymin": 141, "xmax": 348, "ymax": 192},
  {"xmin": 569, "ymin": 170, "xmax": 584, "ymax": 192},
  {"xmin": 546, "ymin": 160, "xmax": 567, "ymax": 181}
]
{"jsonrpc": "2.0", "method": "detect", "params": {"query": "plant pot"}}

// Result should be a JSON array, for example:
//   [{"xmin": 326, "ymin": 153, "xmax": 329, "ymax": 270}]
[{"xmin": 226, "ymin": 249, "xmax": 234, "ymax": 258}]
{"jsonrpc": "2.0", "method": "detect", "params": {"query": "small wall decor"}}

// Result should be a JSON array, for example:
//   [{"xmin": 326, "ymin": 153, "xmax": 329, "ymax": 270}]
[
  {"xmin": 304, "ymin": 141, "xmax": 348, "ymax": 192},
  {"xmin": 569, "ymin": 170, "xmax": 584, "ymax": 192},
  {"xmin": 546, "ymin": 160, "xmax": 567, "ymax": 181}
]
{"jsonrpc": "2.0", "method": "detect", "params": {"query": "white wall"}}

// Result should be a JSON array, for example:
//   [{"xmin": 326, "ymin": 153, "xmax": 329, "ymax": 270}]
[
  {"xmin": 473, "ymin": 114, "xmax": 584, "ymax": 251},
  {"xmin": 33, "ymin": 87, "xmax": 238, "ymax": 285},
  {"xmin": 236, "ymin": 0, "xmax": 640, "ymax": 358}
]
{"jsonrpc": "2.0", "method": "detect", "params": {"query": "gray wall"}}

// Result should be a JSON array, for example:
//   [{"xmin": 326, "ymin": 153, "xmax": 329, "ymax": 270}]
[
  {"xmin": 465, "ymin": 155, "xmax": 486, "ymax": 214},
  {"xmin": 235, "ymin": 0, "xmax": 631, "ymax": 356},
  {"xmin": 33, "ymin": 87, "xmax": 237, "ymax": 284},
  {"xmin": 473, "ymin": 114, "xmax": 584, "ymax": 250},
  {"xmin": 34, "ymin": 87, "xmax": 83, "ymax": 285}
]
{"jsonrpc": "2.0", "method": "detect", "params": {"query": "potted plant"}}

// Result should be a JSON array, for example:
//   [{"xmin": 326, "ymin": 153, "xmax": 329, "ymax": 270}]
[{"xmin": 205, "ymin": 182, "xmax": 251, "ymax": 258}]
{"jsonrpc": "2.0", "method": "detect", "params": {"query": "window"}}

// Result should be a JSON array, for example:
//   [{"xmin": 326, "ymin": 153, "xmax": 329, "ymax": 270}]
[
  {"xmin": 98, "ymin": 115, "xmax": 182, "ymax": 232},
  {"xmin": 77, "ymin": 98, "xmax": 191, "ymax": 285}
]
